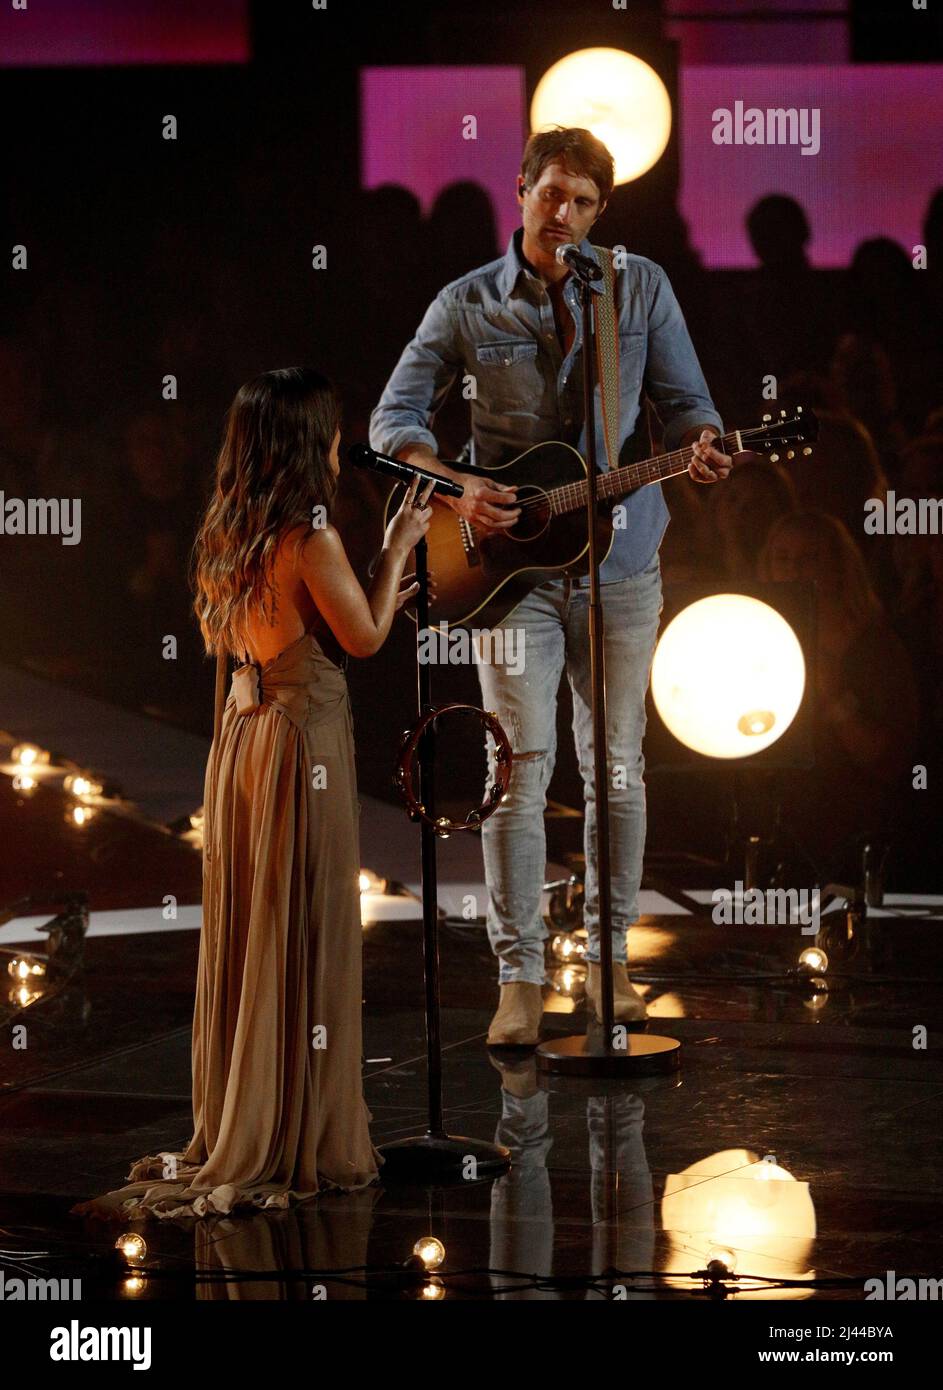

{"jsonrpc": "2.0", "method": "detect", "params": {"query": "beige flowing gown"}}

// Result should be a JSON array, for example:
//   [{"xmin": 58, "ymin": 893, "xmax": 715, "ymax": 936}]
[{"xmin": 71, "ymin": 630, "xmax": 382, "ymax": 1221}]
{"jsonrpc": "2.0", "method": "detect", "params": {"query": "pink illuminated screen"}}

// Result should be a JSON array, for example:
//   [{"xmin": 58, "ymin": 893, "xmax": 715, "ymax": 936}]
[
  {"xmin": 361, "ymin": 67, "xmax": 527, "ymax": 249},
  {"xmin": 0, "ymin": 0, "xmax": 249, "ymax": 66},
  {"xmin": 679, "ymin": 65, "xmax": 943, "ymax": 267},
  {"xmin": 361, "ymin": 62, "xmax": 942, "ymax": 271}
]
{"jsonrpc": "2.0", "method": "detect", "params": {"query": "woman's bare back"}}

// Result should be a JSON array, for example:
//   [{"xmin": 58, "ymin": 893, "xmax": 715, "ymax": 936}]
[{"xmin": 241, "ymin": 526, "xmax": 320, "ymax": 665}]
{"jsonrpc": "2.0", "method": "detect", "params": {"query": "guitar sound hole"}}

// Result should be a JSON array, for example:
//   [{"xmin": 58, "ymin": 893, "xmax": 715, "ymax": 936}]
[{"xmin": 507, "ymin": 485, "xmax": 550, "ymax": 541}]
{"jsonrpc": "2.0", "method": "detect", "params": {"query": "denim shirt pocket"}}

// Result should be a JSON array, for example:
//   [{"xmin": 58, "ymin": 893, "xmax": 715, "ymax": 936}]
[
  {"xmin": 618, "ymin": 330, "xmax": 647, "ymax": 397},
  {"xmin": 473, "ymin": 337, "xmax": 541, "ymax": 412}
]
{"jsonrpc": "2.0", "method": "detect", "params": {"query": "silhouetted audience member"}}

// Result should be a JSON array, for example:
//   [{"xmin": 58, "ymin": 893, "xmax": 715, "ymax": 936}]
[
  {"xmin": 785, "ymin": 408, "xmax": 895, "ymax": 602},
  {"xmin": 778, "ymin": 370, "xmax": 843, "ymax": 416},
  {"xmin": 845, "ymin": 237, "xmax": 940, "ymax": 432},
  {"xmin": 923, "ymin": 186, "xmax": 943, "ymax": 323},
  {"xmin": 829, "ymin": 333, "xmax": 908, "ymax": 467},
  {"xmin": 759, "ymin": 511, "xmax": 919, "ymax": 880},
  {"xmin": 713, "ymin": 196, "xmax": 837, "ymax": 422},
  {"xmin": 889, "ymin": 434, "xmax": 943, "ymax": 739},
  {"xmin": 351, "ymin": 185, "xmax": 426, "ymax": 381},
  {"xmin": 425, "ymin": 181, "xmax": 500, "ymax": 299},
  {"xmin": 705, "ymin": 458, "xmax": 797, "ymax": 582}
]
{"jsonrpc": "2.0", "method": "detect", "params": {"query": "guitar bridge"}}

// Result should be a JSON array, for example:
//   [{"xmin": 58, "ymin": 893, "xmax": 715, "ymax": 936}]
[{"xmin": 459, "ymin": 517, "xmax": 481, "ymax": 567}]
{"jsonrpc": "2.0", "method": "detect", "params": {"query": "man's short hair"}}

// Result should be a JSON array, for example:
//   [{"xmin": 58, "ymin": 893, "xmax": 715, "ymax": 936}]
[{"xmin": 520, "ymin": 127, "xmax": 615, "ymax": 208}]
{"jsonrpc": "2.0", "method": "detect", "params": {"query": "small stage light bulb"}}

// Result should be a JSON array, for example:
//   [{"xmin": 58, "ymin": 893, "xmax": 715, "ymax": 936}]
[
  {"xmin": 14, "ymin": 984, "xmax": 42, "ymax": 1007},
  {"xmin": 551, "ymin": 933, "xmax": 584, "ymax": 962},
  {"xmin": 413, "ymin": 1236, "xmax": 445, "ymax": 1270},
  {"xmin": 116, "ymin": 1233, "xmax": 147, "ymax": 1265},
  {"xmin": 549, "ymin": 963, "xmax": 587, "ymax": 996},
  {"xmin": 64, "ymin": 773, "xmax": 104, "ymax": 798},
  {"xmin": 798, "ymin": 947, "xmax": 828, "ymax": 975},
  {"xmin": 8, "ymin": 957, "xmax": 46, "ymax": 981},
  {"xmin": 359, "ymin": 868, "xmax": 385, "ymax": 895},
  {"xmin": 12, "ymin": 743, "xmax": 50, "ymax": 768},
  {"xmin": 707, "ymin": 1246, "xmax": 738, "ymax": 1274}
]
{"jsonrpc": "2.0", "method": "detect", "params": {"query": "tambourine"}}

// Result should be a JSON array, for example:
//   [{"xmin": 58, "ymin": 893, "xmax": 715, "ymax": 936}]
[{"xmin": 393, "ymin": 702, "xmax": 513, "ymax": 837}]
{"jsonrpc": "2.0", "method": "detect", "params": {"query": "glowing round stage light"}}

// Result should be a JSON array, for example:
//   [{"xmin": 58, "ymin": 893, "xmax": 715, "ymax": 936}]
[
  {"xmin": 530, "ymin": 48, "xmax": 672, "ymax": 186},
  {"xmin": 551, "ymin": 932, "xmax": 585, "ymax": 963},
  {"xmin": 116, "ymin": 1233, "xmax": 147, "ymax": 1265},
  {"xmin": 798, "ymin": 946, "xmax": 829, "ymax": 975},
  {"xmin": 359, "ymin": 868, "xmax": 384, "ymax": 896},
  {"xmin": 651, "ymin": 595, "xmax": 806, "ymax": 759},
  {"xmin": 707, "ymin": 1245, "xmax": 738, "ymax": 1274},
  {"xmin": 662, "ymin": 1149, "xmax": 816, "ymax": 1297},
  {"xmin": 413, "ymin": 1236, "xmax": 446, "ymax": 1269},
  {"xmin": 8, "ymin": 957, "xmax": 46, "ymax": 981},
  {"xmin": 550, "ymin": 964, "xmax": 586, "ymax": 996},
  {"xmin": 64, "ymin": 773, "xmax": 103, "ymax": 799}
]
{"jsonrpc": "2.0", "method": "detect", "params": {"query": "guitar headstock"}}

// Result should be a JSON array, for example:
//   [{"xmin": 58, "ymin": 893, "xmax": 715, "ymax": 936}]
[{"xmin": 739, "ymin": 406, "xmax": 819, "ymax": 464}]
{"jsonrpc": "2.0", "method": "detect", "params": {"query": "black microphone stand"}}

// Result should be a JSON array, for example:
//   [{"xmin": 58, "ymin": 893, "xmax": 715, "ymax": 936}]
[
  {"xmin": 535, "ymin": 256, "xmax": 680, "ymax": 1077},
  {"xmin": 378, "ymin": 495, "xmax": 510, "ymax": 1181}
]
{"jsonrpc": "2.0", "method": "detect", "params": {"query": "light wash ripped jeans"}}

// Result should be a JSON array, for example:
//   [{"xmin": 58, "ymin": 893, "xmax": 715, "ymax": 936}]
[{"xmin": 476, "ymin": 556, "xmax": 663, "ymax": 985}]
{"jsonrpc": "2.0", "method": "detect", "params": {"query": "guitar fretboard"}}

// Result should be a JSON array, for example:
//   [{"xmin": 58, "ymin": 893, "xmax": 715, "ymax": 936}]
[{"xmin": 548, "ymin": 430, "xmax": 739, "ymax": 514}]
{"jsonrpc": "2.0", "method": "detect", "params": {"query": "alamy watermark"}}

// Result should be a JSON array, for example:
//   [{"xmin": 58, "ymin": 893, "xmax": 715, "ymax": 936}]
[
  {"xmin": 1, "ymin": 1271, "xmax": 82, "ymax": 1300},
  {"xmin": 418, "ymin": 621, "xmax": 525, "ymax": 675},
  {"xmin": 712, "ymin": 102, "xmax": 820, "ymax": 157},
  {"xmin": 712, "ymin": 882, "xmax": 821, "ymax": 936},
  {"xmin": 49, "ymin": 1320, "xmax": 151, "ymax": 1369},
  {"xmin": 864, "ymin": 493, "xmax": 942, "ymax": 535},
  {"xmin": 865, "ymin": 1271, "xmax": 943, "ymax": 1300},
  {"xmin": 0, "ymin": 493, "xmax": 81, "ymax": 545}
]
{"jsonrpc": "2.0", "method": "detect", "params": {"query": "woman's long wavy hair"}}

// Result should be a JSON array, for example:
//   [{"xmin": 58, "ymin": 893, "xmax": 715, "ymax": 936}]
[{"xmin": 192, "ymin": 367, "xmax": 340, "ymax": 657}]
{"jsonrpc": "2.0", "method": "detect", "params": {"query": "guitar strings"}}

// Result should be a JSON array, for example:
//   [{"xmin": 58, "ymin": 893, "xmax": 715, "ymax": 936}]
[
  {"xmin": 457, "ymin": 420, "xmax": 809, "ymax": 540},
  {"xmin": 506, "ymin": 432, "xmax": 739, "ymax": 516}
]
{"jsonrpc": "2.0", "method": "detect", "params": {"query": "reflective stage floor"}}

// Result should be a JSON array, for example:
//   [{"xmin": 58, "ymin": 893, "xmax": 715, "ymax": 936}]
[
  {"xmin": 1, "ymin": 689, "xmax": 942, "ymax": 1307},
  {"xmin": 3, "ymin": 898, "xmax": 943, "ymax": 1302}
]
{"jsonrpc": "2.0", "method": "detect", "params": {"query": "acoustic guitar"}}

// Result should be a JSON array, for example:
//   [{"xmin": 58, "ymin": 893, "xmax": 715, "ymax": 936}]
[{"xmin": 385, "ymin": 408, "xmax": 818, "ymax": 630}]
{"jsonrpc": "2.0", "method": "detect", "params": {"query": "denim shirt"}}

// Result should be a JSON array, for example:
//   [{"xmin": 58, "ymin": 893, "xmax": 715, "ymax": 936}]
[{"xmin": 369, "ymin": 228, "xmax": 722, "ymax": 582}]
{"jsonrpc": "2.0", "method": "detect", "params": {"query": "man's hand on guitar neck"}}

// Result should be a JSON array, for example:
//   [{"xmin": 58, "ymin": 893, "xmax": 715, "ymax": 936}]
[
  {"xmin": 395, "ymin": 444, "xmax": 521, "ymax": 532},
  {"xmin": 684, "ymin": 426, "xmax": 733, "ymax": 483}
]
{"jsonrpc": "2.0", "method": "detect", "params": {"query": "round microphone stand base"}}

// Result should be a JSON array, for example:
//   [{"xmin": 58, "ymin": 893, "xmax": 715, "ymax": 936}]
[
  {"xmin": 536, "ymin": 1029, "xmax": 681, "ymax": 1078},
  {"xmin": 378, "ymin": 1133, "xmax": 510, "ymax": 1185}
]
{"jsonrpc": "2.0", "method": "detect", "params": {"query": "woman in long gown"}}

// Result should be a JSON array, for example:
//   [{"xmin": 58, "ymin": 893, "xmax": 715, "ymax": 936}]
[{"xmin": 70, "ymin": 367, "xmax": 433, "ymax": 1220}]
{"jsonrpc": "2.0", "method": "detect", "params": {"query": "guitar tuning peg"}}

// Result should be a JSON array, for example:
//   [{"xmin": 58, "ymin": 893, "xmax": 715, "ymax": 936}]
[
  {"xmin": 780, "ymin": 409, "xmax": 787, "ymax": 417},
  {"xmin": 786, "ymin": 450, "xmax": 795, "ymax": 459},
  {"xmin": 770, "ymin": 452, "xmax": 780, "ymax": 463},
  {"xmin": 797, "ymin": 405, "xmax": 803, "ymax": 413},
  {"xmin": 762, "ymin": 414, "xmax": 772, "ymax": 422},
  {"xmin": 802, "ymin": 447, "xmax": 813, "ymax": 456}
]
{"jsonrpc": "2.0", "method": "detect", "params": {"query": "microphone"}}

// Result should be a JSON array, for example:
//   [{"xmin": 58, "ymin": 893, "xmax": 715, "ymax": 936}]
[
  {"xmin": 554, "ymin": 242, "xmax": 603, "ymax": 283},
  {"xmin": 348, "ymin": 444, "xmax": 464, "ymax": 498}
]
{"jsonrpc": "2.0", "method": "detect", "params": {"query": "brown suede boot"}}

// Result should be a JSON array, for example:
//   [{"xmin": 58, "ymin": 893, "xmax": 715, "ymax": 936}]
[
  {"xmin": 586, "ymin": 962, "xmax": 648, "ymax": 1023},
  {"xmin": 486, "ymin": 982, "xmax": 545, "ymax": 1046}
]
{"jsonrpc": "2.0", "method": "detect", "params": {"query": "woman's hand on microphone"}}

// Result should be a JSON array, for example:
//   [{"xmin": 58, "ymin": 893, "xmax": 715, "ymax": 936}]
[{"xmin": 385, "ymin": 475, "xmax": 435, "ymax": 558}]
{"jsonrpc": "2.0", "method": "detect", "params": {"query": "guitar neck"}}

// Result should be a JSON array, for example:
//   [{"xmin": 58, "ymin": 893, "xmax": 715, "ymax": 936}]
[{"xmin": 550, "ymin": 429, "xmax": 740, "ymax": 514}]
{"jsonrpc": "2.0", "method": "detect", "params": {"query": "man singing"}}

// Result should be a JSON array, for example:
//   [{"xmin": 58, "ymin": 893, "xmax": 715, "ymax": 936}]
[{"xmin": 370, "ymin": 127, "xmax": 731, "ymax": 1045}]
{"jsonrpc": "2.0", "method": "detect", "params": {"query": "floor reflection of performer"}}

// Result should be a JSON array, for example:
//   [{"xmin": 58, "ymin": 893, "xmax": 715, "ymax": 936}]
[
  {"xmin": 71, "ymin": 368, "xmax": 433, "ymax": 1221},
  {"xmin": 372, "ymin": 128, "xmax": 731, "ymax": 1043},
  {"xmin": 489, "ymin": 1059, "xmax": 655, "ymax": 1300}
]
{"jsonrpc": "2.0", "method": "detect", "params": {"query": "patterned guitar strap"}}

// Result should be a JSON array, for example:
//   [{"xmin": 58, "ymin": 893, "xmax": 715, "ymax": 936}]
[{"xmin": 590, "ymin": 243, "xmax": 620, "ymax": 475}]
